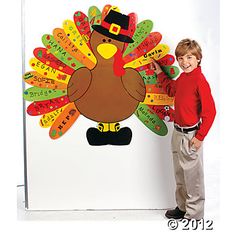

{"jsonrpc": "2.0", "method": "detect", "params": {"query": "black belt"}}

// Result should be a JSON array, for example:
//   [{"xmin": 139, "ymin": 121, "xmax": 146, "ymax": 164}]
[{"xmin": 174, "ymin": 124, "xmax": 200, "ymax": 133}]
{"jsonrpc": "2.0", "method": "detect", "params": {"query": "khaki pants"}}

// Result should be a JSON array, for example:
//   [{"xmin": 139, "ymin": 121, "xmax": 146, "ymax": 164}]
[{"xmin": 171, "ymin": 128, "xmax": 205, "ymax": 220}]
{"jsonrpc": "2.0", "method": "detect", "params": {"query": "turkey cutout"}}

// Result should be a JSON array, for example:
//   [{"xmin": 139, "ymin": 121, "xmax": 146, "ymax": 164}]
[{"xmin": 23, "ymin": 4, "xmax": 180, "ymax": 145}]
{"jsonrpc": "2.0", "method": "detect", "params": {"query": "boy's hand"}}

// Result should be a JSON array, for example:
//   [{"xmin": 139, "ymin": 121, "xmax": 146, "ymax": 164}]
[
  {"xmin": 151, "ymin": 59, "xmax": 163, "ymax": 75},
  {"xmin": 190, "ymin": 137, "xmax": 202, "ymax": 151}
]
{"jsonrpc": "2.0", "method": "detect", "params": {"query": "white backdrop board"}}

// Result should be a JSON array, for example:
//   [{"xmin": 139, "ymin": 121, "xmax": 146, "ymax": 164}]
[{"xmin": 23, "ymin": 0, "xmax": 219, "ymax": 210}]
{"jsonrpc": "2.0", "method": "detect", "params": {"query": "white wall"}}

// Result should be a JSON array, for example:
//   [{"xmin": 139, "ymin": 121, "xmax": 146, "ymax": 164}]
[{"xmin": 21, "ymin": 0, "xmax": 220, "ymax": 212}]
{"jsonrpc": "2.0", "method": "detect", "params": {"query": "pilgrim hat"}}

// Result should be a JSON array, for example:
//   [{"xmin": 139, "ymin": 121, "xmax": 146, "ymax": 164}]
[{"xmin": 92, "ymin": 10, "xmax": 134, "ymax": 43}]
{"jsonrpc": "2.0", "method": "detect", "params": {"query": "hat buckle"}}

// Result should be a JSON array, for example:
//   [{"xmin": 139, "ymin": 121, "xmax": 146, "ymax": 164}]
[{"xmin": 109, "ymin": 23, "xmax": 121, "ymax": 35}]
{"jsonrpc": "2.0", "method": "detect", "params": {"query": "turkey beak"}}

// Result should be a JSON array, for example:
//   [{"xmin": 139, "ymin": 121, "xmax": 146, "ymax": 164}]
[{"xmin": 97, "ymin": 43, "xmax": 117, "ymax": 59}]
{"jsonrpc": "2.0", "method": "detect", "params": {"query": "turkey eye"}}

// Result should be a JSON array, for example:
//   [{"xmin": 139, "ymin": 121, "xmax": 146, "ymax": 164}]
[
  {"xmin": 102, "ymin": 39, "xmax": 106, "ymax": 42},
  {"xmin": 108, "ymin": 39, "xmax": 111, "ymax": 42}
]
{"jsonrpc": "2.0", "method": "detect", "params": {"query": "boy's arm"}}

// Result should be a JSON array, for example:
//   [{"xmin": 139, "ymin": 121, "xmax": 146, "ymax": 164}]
[
  {"xmin": 195, "ymin": 77, "xmax": 216, "ymax": 141},
  {"xmin": 151, "ymin": 60, "xmax": 177, "ymax": 97}
]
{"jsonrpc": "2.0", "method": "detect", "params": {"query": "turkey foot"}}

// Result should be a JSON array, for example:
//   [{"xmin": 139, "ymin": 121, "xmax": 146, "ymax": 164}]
[{"xmin": 86, "ymin": 127, "xmax": 132, "ymax": 146}]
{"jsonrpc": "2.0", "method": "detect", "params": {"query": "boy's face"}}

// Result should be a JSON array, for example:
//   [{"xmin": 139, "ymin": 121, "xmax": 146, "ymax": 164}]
[{"xmin": 177, "ymin": 53, "xmax": 199, "ymax": 73}]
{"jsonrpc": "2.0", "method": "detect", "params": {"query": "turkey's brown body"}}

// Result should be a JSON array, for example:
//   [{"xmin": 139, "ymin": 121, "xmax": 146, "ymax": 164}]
[{"xmin": 74, "ymin": 67, "xmax": 141, "ymax": 122}]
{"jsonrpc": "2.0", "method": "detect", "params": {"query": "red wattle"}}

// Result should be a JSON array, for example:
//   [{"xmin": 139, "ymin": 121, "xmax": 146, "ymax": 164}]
[{"xmin": 113, "ymin": 49, "xmax": 126, "ymax": 77}]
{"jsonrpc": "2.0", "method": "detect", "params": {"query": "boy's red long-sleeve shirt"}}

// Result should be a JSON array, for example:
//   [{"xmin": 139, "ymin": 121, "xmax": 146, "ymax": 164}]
[{"xmin": 158, "ymin": 66, "xmax": 216, "ymax": 141}]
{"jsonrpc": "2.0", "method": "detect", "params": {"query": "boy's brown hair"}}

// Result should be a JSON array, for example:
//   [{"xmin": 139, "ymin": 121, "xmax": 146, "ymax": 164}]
[{"xmin": 175, "ymin": 39, "xmax": 202, "ymax": 65}]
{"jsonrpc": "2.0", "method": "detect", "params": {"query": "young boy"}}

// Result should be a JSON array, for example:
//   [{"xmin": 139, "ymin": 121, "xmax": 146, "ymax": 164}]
[{"xmin": 152, "ymin": 39, "xmax": 216, "ymax": 220}]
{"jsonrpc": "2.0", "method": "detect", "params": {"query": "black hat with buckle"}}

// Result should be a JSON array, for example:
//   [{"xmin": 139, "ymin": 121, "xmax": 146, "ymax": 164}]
[{"xmin": 92, "ymin": 10, "xmax": 134, "ymax": 43}]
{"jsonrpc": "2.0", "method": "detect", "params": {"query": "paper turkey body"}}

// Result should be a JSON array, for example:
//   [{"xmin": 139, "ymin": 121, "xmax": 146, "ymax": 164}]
[
  {"xmin": 67, "ymin": 10, "xmax": 146, "ymax": 144},
  {"xmin": 67, "ymin": 10, "xmax": 146, "ymax": 145}
]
